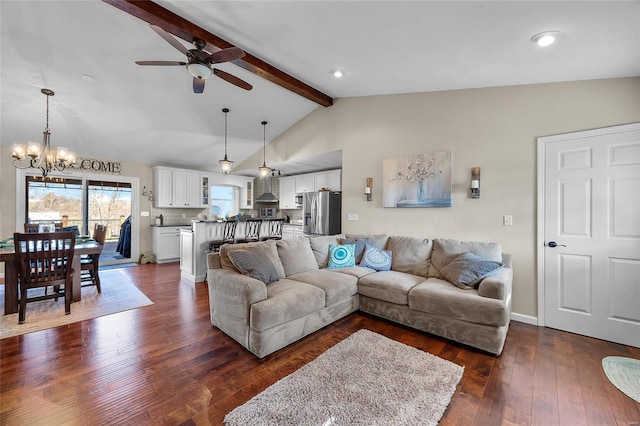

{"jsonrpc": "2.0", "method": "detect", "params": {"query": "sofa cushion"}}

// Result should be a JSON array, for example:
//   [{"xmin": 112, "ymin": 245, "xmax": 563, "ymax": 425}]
[
  {"xmin": 358, "ymin": 271, "xmax": 426, "ymax": 305},
  {"xmin": 220, "ymin": 240, "xmax": 286, "ymax": 279},
  {"xmin": 228, "ymin": 246, "xmax": 281, "ymax": 285},
  {"xmin": 345, "ymin": 233, "xmax": 390, "ymax": 250},
  {"xmin": 328, "ymin": 243, "xmax": 356, "ymax": 269},
  {"xmin": 332, "ymin": 266, "xmax": 377, "ymax": 279},
  {"xmin": 439, "ymin": 252, "xmax": 503, "ymax": 289},
  {"xmin": 408, "ymin": 278, "xmax": 509, "ymax": 327},
  {"xmin": 250, "ymin": 279, "xmax": 326, "ymax": 331},
  {"xmin": 359, "ymin": 244, "xmax": 392, "ymax": 271},
  {"xmin": 387, "ymin": 236, "xmax": 432, "ymax": 277},
  {"xmin": 429, "ymin": 238, "xmax": 502, "ymax": 278},
  {"xmin": 339, "ymin": 238, "xmax": 369, "ymax": 263},
  {"xmin": 288, "ymin": 269, "xmax": 358, "ymax": 306},
  {"xmin": 307, "ymin": 234, "xmax": 345, "ymax": 268},
  {"xmin": 276, "ymin": 238, "xmax": 319, "ymax": 276}
]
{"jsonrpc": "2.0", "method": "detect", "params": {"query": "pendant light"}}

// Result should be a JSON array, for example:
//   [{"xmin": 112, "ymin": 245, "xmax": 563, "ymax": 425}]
[
  {"xmin": 218, "ymin": 107, "xmax": 233, "ymax": 175},
  {"xmin": 258, "ymin": 120, "xmax": 271, "ymax": 179},
  {"xmin": 12, "ymin": 88, "xmax": 76, "ymax": 177}
]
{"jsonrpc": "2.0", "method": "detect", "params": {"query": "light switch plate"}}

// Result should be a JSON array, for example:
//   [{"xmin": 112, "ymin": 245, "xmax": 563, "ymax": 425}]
[
  {"xmin": 347, "ymin": 213, "xmax": 358, "ymax": 221},
  {"xmin": 503, "ymin": 215, "xmax": 513, "ymax": 226},
  {"xmin": 141, "ymin": 211, "xmax": 149, "ymax": 217}
]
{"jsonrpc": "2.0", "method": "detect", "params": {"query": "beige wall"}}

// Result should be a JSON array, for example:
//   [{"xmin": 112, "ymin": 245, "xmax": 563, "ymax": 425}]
[{"xmin": 238, "ymin": 77, "xmax": 640, "ymax": 318}]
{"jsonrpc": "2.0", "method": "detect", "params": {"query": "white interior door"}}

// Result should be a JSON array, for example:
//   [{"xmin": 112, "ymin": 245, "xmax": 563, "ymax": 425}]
[{"xmin": 538, "ymin": 123, "xmax": 640, "ymax": 348}]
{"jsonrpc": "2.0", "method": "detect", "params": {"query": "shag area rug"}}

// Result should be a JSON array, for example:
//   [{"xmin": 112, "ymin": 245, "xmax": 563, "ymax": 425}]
[
  {"xmin": 224, "ymin": 329, "xmax": 464, "ymax": 426},
  {"xmin": 1, "ymin": 269, "xmax": 153, "ymax": 339},
  {"xmin": 602, "ymin": 356, "xmax": 640, "ymax": 403}
]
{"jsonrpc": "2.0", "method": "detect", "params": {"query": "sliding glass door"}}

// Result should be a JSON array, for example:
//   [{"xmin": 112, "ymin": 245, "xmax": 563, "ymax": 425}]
[{"xmin": 21, "ymin": 171, "xmax": 139, "ymax": 265}]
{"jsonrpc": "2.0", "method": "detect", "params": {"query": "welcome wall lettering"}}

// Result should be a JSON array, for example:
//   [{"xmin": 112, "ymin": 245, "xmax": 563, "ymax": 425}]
[{"xmin": 69, "ymin": 158, "xmax": 122, "ymax": 174}]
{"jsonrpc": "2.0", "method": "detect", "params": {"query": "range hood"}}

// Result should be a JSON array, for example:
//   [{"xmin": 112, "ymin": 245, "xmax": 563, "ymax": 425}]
[{"xmin": 255, "ymin": 177, "xmax": 279, "ymax": 203}]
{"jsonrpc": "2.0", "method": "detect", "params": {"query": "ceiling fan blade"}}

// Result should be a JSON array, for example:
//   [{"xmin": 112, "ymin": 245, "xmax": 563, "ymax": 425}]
[
  {"xmin": 150, "ymin": 24, "xmax": 189, "ymax": 55},
  {"xmin": 135, "ymin": 61, "xmax": 186, "ymax": 66},
  {"xmin": 206, "ymin": 47, "xmax": 245, "ymax": 64},
  {"xmin": 193, "ymin": 77, "xmax": 205, "ymax": 94},
  {"xmin": 213, "ymin": 68, "xmax": 253, "ymax": 91}
]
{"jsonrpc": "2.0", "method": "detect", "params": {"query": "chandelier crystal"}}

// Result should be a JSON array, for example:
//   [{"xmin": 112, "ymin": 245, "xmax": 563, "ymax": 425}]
[
  {"xmin": 258, "ymin": 120, "xmax": 271, "ymax": 179},
  {"xmin": 12, "ymin": 89, "xmax": 76, "ymax": 177},
  {"xmin": 218, "ymin": 107, "xmax": 234, "ymax": 175}
]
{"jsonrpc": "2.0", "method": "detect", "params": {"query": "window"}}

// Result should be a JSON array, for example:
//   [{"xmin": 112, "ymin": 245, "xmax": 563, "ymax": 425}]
[{"xmin": 211, "ymin": 185, "xmax": 238, "ymax": 219}]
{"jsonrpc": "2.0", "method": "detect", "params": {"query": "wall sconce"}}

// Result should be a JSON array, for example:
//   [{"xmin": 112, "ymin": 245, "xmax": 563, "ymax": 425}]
[
  {"xmin": 142, "ymin": 186, "xmax": 148, "ymax": 196},
  {"xmin": 470, "ymin": 167, "xmax": 480, "ymax": 198},
  {"xmin": 365, "ymin": 177, "xmax": 372, "ymax": 201}
]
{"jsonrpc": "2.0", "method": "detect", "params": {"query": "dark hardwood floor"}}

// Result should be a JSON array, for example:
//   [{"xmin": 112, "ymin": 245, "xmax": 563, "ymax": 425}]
[{"xmin": 1, "ymin": 263, "xmax": 639, "ymax": 425}]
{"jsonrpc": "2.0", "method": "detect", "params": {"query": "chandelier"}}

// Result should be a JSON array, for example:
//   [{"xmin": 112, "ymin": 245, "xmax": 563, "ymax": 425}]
[
  {"xmin": 218, "ymin": 107, "xmax": 234, "ymax": 175},
  {"xmin": 12, "ymin": 89, "xmax": 76, "ymax": 177},
  {"xmin": 258, "ymin": 120, "xmax": 271, "ymax": 179}
]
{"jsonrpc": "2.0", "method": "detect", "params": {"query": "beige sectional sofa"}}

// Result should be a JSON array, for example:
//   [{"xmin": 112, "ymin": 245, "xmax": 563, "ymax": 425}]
[{"xmin": 206, "ymin": 234, "xmax": 512, "ymax": 358}]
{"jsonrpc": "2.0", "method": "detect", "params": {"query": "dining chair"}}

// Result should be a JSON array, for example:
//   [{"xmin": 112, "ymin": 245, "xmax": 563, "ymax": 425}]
[
  {"xmin": 236, "ymin": 218, "xmax": 263, "ymax": 243},
  {"xmin": 80, "ymin": 224, "xmax": 107, "ymax": 292},
  {"xmin": 261, "ymin": 218, "xmax": 285, "ymax": 241},
  {"xmin": 13, "ymin": 231, "xmax": 76, "ymax": 324},
  {"xmin": 208, "ymin": 220, "xmax": 238, "ymax": 252}
]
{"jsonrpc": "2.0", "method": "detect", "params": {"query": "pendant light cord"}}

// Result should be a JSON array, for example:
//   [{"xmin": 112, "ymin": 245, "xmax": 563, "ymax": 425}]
[{"xmin": 262, "ymin": 120, "xmax": 267, "ymax": 167}]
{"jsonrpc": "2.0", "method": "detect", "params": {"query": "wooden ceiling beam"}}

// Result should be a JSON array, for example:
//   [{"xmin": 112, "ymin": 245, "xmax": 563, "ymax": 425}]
[{"xmin": 102, "ymin": 0, "xmax": 333, "ymax": 107}]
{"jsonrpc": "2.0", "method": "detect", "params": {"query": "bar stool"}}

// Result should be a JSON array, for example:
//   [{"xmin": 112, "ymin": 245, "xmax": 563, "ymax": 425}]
[
  {"xmin": 236, "ymin": 218, "xmax": 262, "ymax": 243},
  {"xmin": 261, "ymin": 218, "xmax": 285, "ymax": 241},
  {"xmin": 209, "ymin": 220, "xmax": 238, "ymax": 252}
]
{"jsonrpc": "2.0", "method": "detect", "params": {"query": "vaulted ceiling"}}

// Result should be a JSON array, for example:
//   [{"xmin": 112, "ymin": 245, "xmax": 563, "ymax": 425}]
[{"xmin": 1, "ymin": 1, "xmax": 638, "ymax": 176}]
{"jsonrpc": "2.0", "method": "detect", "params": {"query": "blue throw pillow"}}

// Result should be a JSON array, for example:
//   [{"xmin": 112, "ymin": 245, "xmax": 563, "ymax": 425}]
[
  {"xmin": 439, "ymin": 252, "xmax": 503, "ymax": 289},
  {"xmin": 328, "ymin": 243, "xmax": 356, "ymax": 269},
  {"xmin": 339, "ymin": 238, "xmax": 369, "ymax": 263},
  {"xmin": 359, "ymin": 244, "xmax": 392, "ymax": 271}
]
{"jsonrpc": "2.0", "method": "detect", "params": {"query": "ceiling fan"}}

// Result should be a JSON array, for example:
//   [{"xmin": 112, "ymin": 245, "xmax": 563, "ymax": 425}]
[{"xmin": 136, "ymin": 25, "xmax": 253, "ymax": 94}]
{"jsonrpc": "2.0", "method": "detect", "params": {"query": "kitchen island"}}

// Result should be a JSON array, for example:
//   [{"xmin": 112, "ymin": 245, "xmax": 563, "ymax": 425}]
[{"xmin": 179, "ymin": 220, "xmax": 302, "ymax": 282}]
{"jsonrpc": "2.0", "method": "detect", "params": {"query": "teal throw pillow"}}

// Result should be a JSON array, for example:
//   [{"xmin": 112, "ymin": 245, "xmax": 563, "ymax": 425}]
[
  {"xmin": 327, "ymin": 243, "xmax": 356, "ymax": 269},
  {"xmin": 359, "ymin": 244, "xmax": 392, "ymax": 271},
  {"xmin": 439, "ymin": 252, "xmax": 503, "ymax": 289},
  {"xmin": 228, "ymin": 246, "xmax": 280, "ymax": 284}
]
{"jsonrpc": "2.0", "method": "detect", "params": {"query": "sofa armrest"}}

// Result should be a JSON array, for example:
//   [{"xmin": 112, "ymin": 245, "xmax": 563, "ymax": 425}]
[
  {"xmin": 207, "ymin": 252, "xmax": 221, "ymax": 270},
  {"xmin": 207, "ymin": 269, "xmax": 268, "ymax": 347},
  {"xmin": 477, "ymin": 267, "xmax": 513, "ymax": 301}
]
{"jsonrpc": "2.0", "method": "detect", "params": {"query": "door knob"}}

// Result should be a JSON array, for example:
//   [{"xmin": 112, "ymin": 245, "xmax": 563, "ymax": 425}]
[{"xmin": 547, "ymin": 241, "xmax": 567, "ymax": 248}]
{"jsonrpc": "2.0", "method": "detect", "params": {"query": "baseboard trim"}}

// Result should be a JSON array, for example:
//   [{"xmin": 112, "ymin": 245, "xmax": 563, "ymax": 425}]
[{"xmin": 511, "ymin": 312, "xmax": 538, "ymax": 326}]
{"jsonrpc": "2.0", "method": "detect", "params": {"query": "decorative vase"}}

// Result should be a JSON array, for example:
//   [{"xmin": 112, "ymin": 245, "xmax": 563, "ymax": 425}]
[{"xmin": 417, "ymin": 181, "xmax": 425, "ymax": 202}]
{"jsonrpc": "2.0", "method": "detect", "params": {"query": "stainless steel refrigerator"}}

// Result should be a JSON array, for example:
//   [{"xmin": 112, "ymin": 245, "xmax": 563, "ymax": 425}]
[{"xmin": 302, "ymin": 191, "xmax": 342, "ymax": 235}]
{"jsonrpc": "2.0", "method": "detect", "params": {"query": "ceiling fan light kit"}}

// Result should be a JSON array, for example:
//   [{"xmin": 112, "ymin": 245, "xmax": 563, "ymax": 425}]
[
  {"xmin": 12, "ymin": 88, "xmax": 77, "ymax": 177},
  {"xmin": 218, "ymin": 108, "xmax": 234, "ymax": 175},
  {"xmin": 136, "ymin": 24, "xmax": 251, "ymax": 94}
]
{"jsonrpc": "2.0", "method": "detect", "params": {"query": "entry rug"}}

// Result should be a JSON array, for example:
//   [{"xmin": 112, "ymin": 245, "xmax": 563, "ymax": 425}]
[
  {"xmin": 224, "ymin": 329, "xmax": 464, "ymax": 426},
  {"xmin": 602, "ymin": 356, "xmax": 640, "ymax": 403},
  {"xmin": 1, "ymin": 269, "xmax": 153, "ymax": 339}
]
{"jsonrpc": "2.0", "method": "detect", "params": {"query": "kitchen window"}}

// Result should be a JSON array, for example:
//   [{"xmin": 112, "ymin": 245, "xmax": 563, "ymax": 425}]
[{"xmin": 210, "ymin": 185, "xmax": 238, "ymax": 220}]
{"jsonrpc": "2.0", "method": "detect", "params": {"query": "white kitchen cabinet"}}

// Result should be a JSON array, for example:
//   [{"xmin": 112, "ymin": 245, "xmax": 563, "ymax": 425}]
[
  {"xmin": 283, "ymin": 225, "xmax": 304, "ymax": 240},
  {"xmin": 295, "ymin": 174, "xmax": 315, "ymax": 193},
  {"xmin": 153, "ymin": 166, "xmax": 202, "ymax": 208},
  {"xmin": 325, "ymin": 169, "xmax": 342, "ymax": 191},
  {"xmin": 241, "ymin": 178, "xmax": 254, "ymax": 209},
  {"xmin": 153, "ymin": 226, "xmax": 189, "ymax": 263},
  {"xmin": 279, "ymin": 177, "xmax": 298, "ymax": 209},
  {"xmin": 314, "ymin": 172, "xmax": 327, "ymax": 191}
]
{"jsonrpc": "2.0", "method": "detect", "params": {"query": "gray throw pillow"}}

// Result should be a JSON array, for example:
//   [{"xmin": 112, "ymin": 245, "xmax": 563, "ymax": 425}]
[
  {"xmin": 227, "ymin": 246, "xmax": 280, "ymax": 284},
  {"xmin": 439, "ymin": 252, "xmax": 503, "ymax": 289},
  {"xmin": 339, "ymin": 238, "xmax": 369, "ymax": 263}
]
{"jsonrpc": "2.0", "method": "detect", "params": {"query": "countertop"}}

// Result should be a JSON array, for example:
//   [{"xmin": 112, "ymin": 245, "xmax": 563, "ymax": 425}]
[{"xmin": 150, "ymin": 224, "xmax": 192, "ymax": 227}]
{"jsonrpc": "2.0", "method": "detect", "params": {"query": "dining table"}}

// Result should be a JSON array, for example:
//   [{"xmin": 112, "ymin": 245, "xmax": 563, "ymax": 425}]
[{"xmin": 0, "ymin": 239, "xmax": 102, "ymax": 315}]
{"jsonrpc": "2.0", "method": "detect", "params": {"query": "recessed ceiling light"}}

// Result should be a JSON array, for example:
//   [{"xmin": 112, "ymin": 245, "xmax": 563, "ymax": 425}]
[
  {"xmin": 81, "ymin": 74, "xmax": 95, "ymax": 83},
  {"xmin": 332, "ymin": 69, "xmax": 344, "ymax": 78},
  {"xmin": 531, "ymin": 31, "xmax": 561, "ymax": 47}
]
